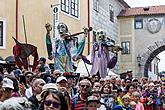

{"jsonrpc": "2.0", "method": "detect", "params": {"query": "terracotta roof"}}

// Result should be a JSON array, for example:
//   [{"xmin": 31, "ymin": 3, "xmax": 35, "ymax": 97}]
[{"xmin": 118, "ymin": 5, "xmax": 165, "ymax": 17}]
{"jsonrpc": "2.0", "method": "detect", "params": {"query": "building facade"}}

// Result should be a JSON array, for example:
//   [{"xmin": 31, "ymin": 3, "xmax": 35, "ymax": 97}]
[
  {"xmin": 118, "ymin": 6, "xmax": 165, "ymax": 79},
  {"xmin": 91, "ymin": 0, "xmax": 129, "ymax": 73},
  {"xmin": 0, "ymin": 0, "xmax": 88, "ymax": 62}
]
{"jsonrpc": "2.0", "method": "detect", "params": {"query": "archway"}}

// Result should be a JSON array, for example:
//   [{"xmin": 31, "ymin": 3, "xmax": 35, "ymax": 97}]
[{"xmin": 140, "ymin": 39, "xmax": 165, "ymax": 77}]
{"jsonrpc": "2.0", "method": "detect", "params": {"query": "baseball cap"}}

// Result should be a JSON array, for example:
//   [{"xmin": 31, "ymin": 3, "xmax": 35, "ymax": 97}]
[
  {"xmin": 56, "ymin": 76, "xmax": 67, "ymax": 83},
  {"xmin": 2, "ymin": 77, "xmax": 14, "ymax": 89}
]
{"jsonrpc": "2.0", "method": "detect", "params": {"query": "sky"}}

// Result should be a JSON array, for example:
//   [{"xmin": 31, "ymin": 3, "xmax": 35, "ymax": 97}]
[
  {"xmin": 124, "ymin": 0, "xmax": 165, "ymax": 7},
  {"xmin": 124, "ymin": 0, "xmax": 165, "ymax": 72}
]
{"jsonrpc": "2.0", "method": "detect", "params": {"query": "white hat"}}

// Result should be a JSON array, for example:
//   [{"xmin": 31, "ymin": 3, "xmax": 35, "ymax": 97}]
[
  {"xmin": 56, "ymin": 76, "xmax": 67, "ymax": 83},
  {"xmin": 2, "ymin": 78, "xmax": 14, "ymax": 89},
  {"xmin": 36, "ymin": 83, "xmax": 58, "ymax": 101}
]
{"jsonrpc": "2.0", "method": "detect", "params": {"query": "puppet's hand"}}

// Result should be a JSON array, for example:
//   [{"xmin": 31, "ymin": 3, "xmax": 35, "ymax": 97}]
[
  {"xmin": 45, "ymin": 23, "xmax": 52, "ymax": 32},
  {"xmin": 83, "ymin": 27, "xmax": 89, "ymax": 36}
]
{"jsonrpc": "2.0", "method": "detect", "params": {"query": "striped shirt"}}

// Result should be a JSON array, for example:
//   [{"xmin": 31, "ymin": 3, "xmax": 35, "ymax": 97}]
[{"xmin": 70, "ymin": 94, "xmax": 87, "ymax": 110}]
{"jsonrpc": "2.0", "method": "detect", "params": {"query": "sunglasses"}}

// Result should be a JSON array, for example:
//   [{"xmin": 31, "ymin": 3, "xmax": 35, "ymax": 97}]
[
  {"xmin": 44, "ymin": 100, "xmax": 60, "ymax": 108},
  {"xmin": 80, "ymin": 85, "xmax": 90, "ymax": 88}
]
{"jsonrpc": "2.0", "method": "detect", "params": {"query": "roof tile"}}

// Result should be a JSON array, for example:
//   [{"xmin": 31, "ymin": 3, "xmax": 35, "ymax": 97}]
[{"xmin": 118, "ymin": 5, "xmax": 165, "ymax": 17}]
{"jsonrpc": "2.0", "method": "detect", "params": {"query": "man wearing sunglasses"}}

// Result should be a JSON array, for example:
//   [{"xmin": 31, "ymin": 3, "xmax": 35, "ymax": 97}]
[{"xmin": 71, "ymin": 79, "xmax": 92, "ymax": 110}]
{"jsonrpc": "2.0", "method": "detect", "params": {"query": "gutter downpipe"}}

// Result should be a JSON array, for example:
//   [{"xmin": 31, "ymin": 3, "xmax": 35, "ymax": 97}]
[
  {"xmin": 87, "ymin": 0, "xmax": 90, "ymax": 55},
  {"xmin": 16, "ymin": 0, "xmax": 18, "ymax": 40}
]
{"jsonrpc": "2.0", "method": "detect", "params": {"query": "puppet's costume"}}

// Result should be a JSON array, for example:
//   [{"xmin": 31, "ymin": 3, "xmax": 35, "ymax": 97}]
[
  {"xmin": 82, "ymin": 29, "xmax": 118, "ymax": 78},
  {"xmin": 46, "ymin": 23, "xmax": 88, "ymax": 72},
  {"xmin": 13, "ymin": 37, "xmax": 39, "ymax": 71}
]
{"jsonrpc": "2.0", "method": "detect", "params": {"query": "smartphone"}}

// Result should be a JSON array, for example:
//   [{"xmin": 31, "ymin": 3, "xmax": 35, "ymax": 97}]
[{"xmin": 19, "ymin": 75, "xmax": 26, "ymax": 85}]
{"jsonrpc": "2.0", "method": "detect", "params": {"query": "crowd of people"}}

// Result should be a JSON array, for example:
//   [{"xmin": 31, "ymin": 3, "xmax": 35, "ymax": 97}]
[{"xmin": 0, "ymin": 57, "xmax": 164, "ymax": 110}]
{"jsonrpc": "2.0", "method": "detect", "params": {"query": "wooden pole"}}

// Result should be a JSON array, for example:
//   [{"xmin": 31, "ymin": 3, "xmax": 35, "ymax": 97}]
[{"xmin": 22, "ymin": 15, "xmax": 27, "ymax": 44}]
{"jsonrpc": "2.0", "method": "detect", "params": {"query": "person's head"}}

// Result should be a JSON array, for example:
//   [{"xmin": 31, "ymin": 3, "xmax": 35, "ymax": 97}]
[
  {"xmin": 149, "ymin": 82, "xmax": 154, "ymax": 91},
  {"xmin": 104, "ymin": 76, "xmax": 111, "ymax": 84},
  {"xmin": 56, "ymin": 76, "xmax": 68, "ymax": 88},
  {"xmin": 92, "ymin": 74, "xmax": 100, "ymax": 83},
  {"xmin": 122, "ymin": 95, "xmax": 130, "ymax": 107},
  {"xmin": 99, "ymin": 78, "xmax": 105, "ymax": 86},
  {"xmin": 127, "ymin": 70, "xmax": 133, "ymax": 78},
  {"xmin": 32, "ymin": 78, "xmax": 46, "ymax": 95},
  {"xmin": 111, "ymin": 76, "xmax": 116, "ymax": 84},
  {"xmin": 132, "ymin": 78, "xmax": 139, "ymax": 85},
  {"xmin": 14, "ymin": 69, "xmax": 22, "ymax": 80},
  {"xmin": 130, "ymin": 101, "xmax": 136, "ymax": 110},
  {"xmin": 125, "ymin": 78, "xmax": 132, "ymax": 86},
  {"xmin": 39, "ymin": 57, "xmax": 46, "ymax": 65},
  {"xmin": 79, "ymin": 79, "xmax": 92, "ymax": 95},
  {"xmin": 93, "ymin": 82, "xmax": 101, "ymax": 90},
  {"xmin": 2, "ymin": 77, "xmax": 14, "ymax": 100},
  {"xmin": 117, "ymin": 88, "xmax": 125, "ymax": 97},
  {"xmin": 142, "ymin": 77, "xmax": 148, "ymax": 84},
  {"xmin": 116, "ymin": 78, "xmax": 121, "ymax": 85},
  {"xmin": 132, "ymin": 91, "xmax": 140, "ymax": 103},
  {"xmin": 42, "ymin": 89, "xmax": 68, "ymax": 110},
  {"xmin": 126, "ymin": 84, "xmax": 135, "ymax": 94},
  {"xmin": 121, "ymin": 79, "xmax": 126, "ymax": 87},
  {"xmin": 63, "ymin": 72, "xmax": 75, "ymax": 88},
  {"xmin": 91, "ymin": 89, "xmax": 101, "ymax": 100},
  {"xmin": 52, "ymin": 70, "xmax": 62, "ymax": 79},
  {"xmin": 86, "ymin": 96, "xmax": 100, "ymax": 110},
  {"xmin": 0, "ymin": 97, "xmax": 32, "ymax": 110},
  {"xmin": 25, "ymin": 71, "xmax": 34, "ymax": 84},
  {"xmin": 101, "ymin": 83, "xmax": 112, "ymax": 94}
]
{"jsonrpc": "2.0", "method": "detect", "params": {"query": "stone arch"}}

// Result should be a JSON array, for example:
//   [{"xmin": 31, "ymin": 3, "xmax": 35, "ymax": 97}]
[{"xmin": 140, "ymin": 38, "xmax": 165, "ymax": 77}]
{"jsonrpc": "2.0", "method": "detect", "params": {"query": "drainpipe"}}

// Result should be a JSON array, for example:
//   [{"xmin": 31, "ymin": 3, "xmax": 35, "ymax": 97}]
[
  {"xmin": 87, "ymin": 0, "xmax": 90, "ymax": 55},
  {"xmin": 16, "ymin": 0, "xmax": 18, "ymax": 40}
]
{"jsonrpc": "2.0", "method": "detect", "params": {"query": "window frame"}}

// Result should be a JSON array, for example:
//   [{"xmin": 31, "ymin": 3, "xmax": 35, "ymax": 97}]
[
  {"xmin": 70, "ymin": 0, "xmax": 79, "ymax": 18},
  {"xmin": 109, "ymin": 4, "xmax": 114, "ymax": 23},
  {"xmin": 121, "ymin": 41, "xmax": 130, "ymax": 54},
  {"xmin": 61, "ymin": 0, "xmax": 69, "ymax": 14},
  {"xmin": 135, "ymin": 19, "xmax": 143, "ymax": 29},
  {"xmin": 93, "ymin": 0, "xmax": 99, "ymax": 12},
  {"xmin": 0, "ymin": 19, "xmax": 6, "ymax": 49},
  {"xmin": 60, "ymin": 0, "xmax": 79, "ymax": 18}
]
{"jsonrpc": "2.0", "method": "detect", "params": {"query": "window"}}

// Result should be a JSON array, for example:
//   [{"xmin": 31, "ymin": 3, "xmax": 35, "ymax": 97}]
[
  {"xmin": 93, "ymin": 0, "xmax": 99, "ymax": 12},
  {"xmin": 0, "ymin": 19, "xmax": 6, "ymax": 49},
  {"xmin": 135, "ymin": 19, "xmax": 143, "ymax": 29},
  {"xmin": 121, "ymin": 41, "xmax": 130, "ymax": 54},
  {"xmin": 109, "ymin": 5, "xmax": 114, "ymax": 22},
  {"xmin": 61, "ymin": 0, "xmax": 79, "ymax": 18},
  {"xmin": 71, "ymin": 0, "xmax": 78, "ymax": 17},
  {"xmin": 61, "ymin": 0, "xmax": 69, "ymax": 13}
]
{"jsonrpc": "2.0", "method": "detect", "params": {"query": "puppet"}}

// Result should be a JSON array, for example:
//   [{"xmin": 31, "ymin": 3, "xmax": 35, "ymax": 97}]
[
  {"xmin": 13, "ymin": 37, "xmax": 39, "ymax": 71},
  {"xmin": 82, "ymin": 29, "xmax": 121, "ymax": 78},
  {"xmin": 45, "ymin": 23, "xmax": 91, "ymax": 72}
]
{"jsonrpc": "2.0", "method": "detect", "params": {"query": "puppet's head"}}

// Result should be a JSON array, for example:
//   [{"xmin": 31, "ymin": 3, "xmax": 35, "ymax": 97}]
[
  {"xmin": 96, "ymin": 29, "xmax": 106, "ymax": 42},
  {"xmin": 160, "ymin": 71, "xmax": 165, "ymax": 82},
  {"xmin": 57, "ymin": 23, "xmax": 68, "ymax": 36}
]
